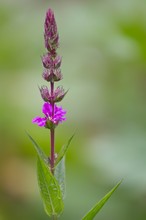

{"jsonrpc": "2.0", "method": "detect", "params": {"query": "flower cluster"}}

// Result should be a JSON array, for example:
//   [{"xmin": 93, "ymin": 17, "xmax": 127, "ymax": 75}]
[{"xmin": 32, "ymin": 8, "xmax": 67, "ymax": 128}]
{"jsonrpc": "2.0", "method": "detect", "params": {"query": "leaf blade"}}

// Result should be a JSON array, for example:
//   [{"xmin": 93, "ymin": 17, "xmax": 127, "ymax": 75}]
[
  {"xmin": 55, "ymin": 133, "xmax": 75, "ymax": 166},
  {"xmin": 37, "ymin": 156, "xmax": 64, "ymax": 217},
  {"xmin": 82, "ymin": 180, "xmax": 122, "ymax": 220},
  {"xmin": 26, "ymin": 131, "xmax": 48, "ymax": 165},
  {"xmin": 54, "ymin": 157, "xmax": 66, "ymax": 199}
]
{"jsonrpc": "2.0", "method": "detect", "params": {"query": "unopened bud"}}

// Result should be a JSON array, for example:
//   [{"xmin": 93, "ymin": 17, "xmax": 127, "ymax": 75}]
[
  {"xmin": 39, "ymin": 85, "xmax": 67, "ymax": 103},
  {"xmin": 44, "ymin": 8, "xmax": 59, "ymax": 52},
  {"xmin": 54, "ymin": 86, "xmax": 67, "ymax": 102},
  {"xmin": 54, "ymin": 55, "xmax": 62, "ymax": 68},
  {"xmin": 42, "ymin": 68, "xmax": 62, "ymax": 82},
  {"xmin": 42, "ymin": 54, "xmax": 53, "ymax": 69},
  {"xmin": 53, "ymin": 69, "xmax": 62, "ymax": 81},
  {"xmin": 39, "ymin": 85, "xmax": 52, "ymax": 102}
]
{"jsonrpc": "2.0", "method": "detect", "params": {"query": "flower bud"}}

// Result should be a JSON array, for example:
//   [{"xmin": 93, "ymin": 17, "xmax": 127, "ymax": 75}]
[
  {"xmin": 54, "ymin": 55, "xmax": 62, "ymax": 68},
  {"xmin": 53, "ymin": 69, "xmax": 63, "ymax": 81},
  {"xmin": 42, "ymin": 53, "xmax": 53, "ymax": 69},
  {"xmin": 44, "ymin": 8, "xmax": 59, "ymax": 52},
  {"xmin": 54, "ymin": 86, "xmax": 67, "ymax": 102},
  {"xmin": 39, "ymin": 85, "xmax": 67, "ymax": 103},
  {"xmin": 39, "ymin": 85, "xmax": 51, "ymax": 102},
  {"xmin": 42, "ymin": 68, "xmax": 62, "ymax": 82},
  {"xmin": 42, "ymin": 69, "xmax": 53, "ymax": 82}
]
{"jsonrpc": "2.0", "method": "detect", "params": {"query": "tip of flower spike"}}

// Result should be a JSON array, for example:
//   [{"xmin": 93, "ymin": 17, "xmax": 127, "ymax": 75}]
[
  {"xmin": 46, "ymin": 8, "xmax": 54, "ymax": 19},
  {"xmin": 44, "ymin": 8, "xmax": 59, "ymax": 52}
]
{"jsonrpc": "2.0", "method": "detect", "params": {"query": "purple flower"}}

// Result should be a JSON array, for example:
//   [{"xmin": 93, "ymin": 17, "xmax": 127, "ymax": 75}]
[
  {"xmin": 44, "ymin": 8, "xmax": 59, "ymax": 52},
  {"xmin": 32, "ymin": 102, "xmax": 66, "ymax": 128}
]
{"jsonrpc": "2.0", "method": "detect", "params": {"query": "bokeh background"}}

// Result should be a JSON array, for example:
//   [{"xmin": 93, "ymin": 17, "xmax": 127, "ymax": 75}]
[{"xmin": 0, "ymin": 0, "xmax": 146, "ymax": 219}]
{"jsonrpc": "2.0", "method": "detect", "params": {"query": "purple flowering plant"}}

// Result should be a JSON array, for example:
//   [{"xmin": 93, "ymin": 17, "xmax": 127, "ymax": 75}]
[{"xmin": 27, "ymin": 8, "xmax": 122, "ymax": 220}]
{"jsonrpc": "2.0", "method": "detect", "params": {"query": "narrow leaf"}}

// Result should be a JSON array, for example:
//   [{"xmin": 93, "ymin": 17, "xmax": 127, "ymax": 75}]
[
  {"xmin": 26, "ymin": 131, "xmax": 48, "ymax": 165},
  {"xmin": 54, "ymin": 157, "xmax": 66, "ymax": 199},
  {"xmin": 82, "ymin": 180, "xmax": 122, "ymax": 220},
  {"xmin": 55, "ymin": 133, "xmax": 75, "ymax": 166},
  {"xmin": 37, "ymin": 156, "xmax": 64, "ymax": 217}
]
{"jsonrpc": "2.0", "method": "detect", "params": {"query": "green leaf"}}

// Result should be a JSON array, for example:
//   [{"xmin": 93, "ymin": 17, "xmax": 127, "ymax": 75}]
[
  {"xmin": 37, "ymin": 156, "xmax": 64, "ymax": 217},
  {"xmin": 54, "ymin": 157, "xmax": 66, "ymax": 200},
  {"xmin": 82, "ymin": 180, "xmax": 122, "ymax": 220},
  {"xmin": 55, "ymin": 133, "xmax": 75, "ymax": 166},
  {"xmin": 26, "ymin": 131, "xmax": 48, "ymax": 165}
]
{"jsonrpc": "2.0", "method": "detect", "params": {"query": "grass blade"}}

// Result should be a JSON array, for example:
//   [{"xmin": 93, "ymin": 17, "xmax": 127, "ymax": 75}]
[{"xmin": 82, "ymin": 180, "xmax": 122, "ymax": 220}]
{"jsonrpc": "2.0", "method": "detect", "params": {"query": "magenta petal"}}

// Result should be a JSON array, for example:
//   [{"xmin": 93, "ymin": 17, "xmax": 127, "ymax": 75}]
[
  {"xmin": 42, "ymin": 102, "xmax": 52, "ymax": 116},
  {"xmin": 32, "ymin": 116, "xmax": 46, "ymax": 127}
]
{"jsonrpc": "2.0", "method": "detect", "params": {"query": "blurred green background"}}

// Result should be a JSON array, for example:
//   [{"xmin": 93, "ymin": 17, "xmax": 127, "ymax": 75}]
[{"xmin": 0, "ymin": 0, "xmax": 146, "ymax": 219}]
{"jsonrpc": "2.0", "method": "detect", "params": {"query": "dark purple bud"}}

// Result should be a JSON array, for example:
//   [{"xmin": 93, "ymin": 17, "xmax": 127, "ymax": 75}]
[
  {"xmin": 54, "ymin": 86, "xmax": 68, "ymax": 102},
  {"xmin": 41, "ymin": 53, "xmax": 53, "ymax": 69},
  {"xmin": 44, "ymin": 8, "xmax": 59, "ymax": 52},
  {"xmin": 39, "ymin": 85, "xmax": 52, "ymax": 102},
  {"xmin": 42, "ymin": 68, "xmax": 62, "ymax": 82}
]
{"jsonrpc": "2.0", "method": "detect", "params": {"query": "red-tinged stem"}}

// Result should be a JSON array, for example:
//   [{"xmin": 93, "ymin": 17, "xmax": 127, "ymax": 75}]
[
  {"xmin": 50, "ymin": 128, "xmax": 55, "ymax": 174},
  {"xmin": 51, "ymin": 81, "xmax": 54, "ymax": 115},
  {"xmin": 50, "ymin": 81, "xmax": 55, "ymax": 174}
]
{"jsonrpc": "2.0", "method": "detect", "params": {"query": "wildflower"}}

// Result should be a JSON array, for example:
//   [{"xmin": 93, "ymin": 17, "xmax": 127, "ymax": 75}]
[{"xmin": 32, "ymin": 102, "xmax": 66, "ymax": 128}]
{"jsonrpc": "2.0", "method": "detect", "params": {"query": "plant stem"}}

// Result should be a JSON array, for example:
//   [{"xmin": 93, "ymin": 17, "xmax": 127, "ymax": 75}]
[
  {"xmin": 50, "ymin": 81, "xmax": 55, "ymax": 174},
  {"xmin": 51, "ymin": 81, "xmax": 54, "ymax": 115},
  {"xmin": 50, "ymin": 128, "xmax": 55, "ymax": 174},
  {"xmin": 52, "ymin": 215, "xmax": 57, "ymax": 220}
]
